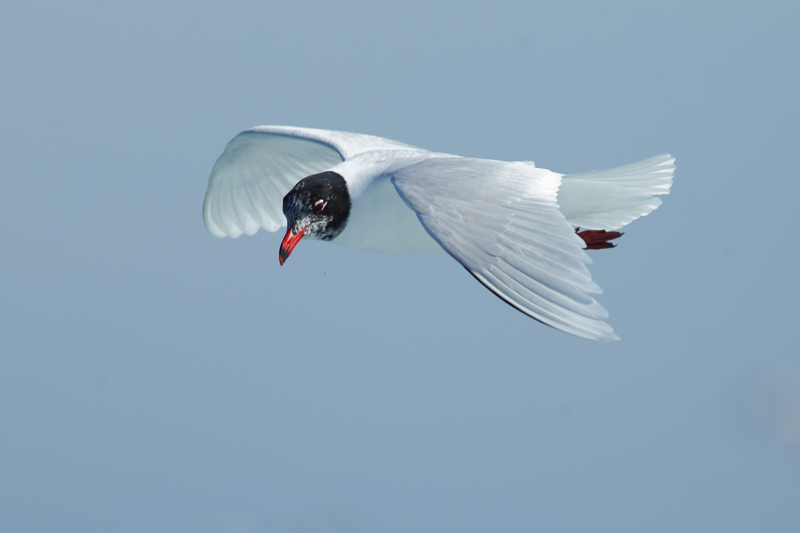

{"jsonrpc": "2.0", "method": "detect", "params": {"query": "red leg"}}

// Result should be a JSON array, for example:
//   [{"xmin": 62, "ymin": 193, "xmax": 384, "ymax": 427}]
[{"xmin": 575, "ymin": 227, "xmax": 624, "ymax": 250}]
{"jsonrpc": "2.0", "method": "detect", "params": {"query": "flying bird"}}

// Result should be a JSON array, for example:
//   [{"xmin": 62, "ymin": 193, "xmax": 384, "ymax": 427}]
[{"xmin": 203, "ymin": 126, "xmax": 674, "ymax": 341}]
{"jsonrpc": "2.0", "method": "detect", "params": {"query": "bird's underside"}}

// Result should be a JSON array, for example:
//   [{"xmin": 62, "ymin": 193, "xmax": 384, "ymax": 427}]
[{"xmin": 203, "ymin": 126, "xmax": 675, "ymax": 342}]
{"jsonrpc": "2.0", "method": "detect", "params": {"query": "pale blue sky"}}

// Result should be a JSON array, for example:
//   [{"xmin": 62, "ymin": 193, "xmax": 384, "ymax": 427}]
[{"xmin": 1, "ymin": 1, "xmax": 799, "ymax": 532}]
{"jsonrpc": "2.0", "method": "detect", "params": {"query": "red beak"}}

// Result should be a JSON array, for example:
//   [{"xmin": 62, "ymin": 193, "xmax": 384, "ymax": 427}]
[{"xmin": 279, "ymin": 227, "xmax": 305, "ymax": 265}]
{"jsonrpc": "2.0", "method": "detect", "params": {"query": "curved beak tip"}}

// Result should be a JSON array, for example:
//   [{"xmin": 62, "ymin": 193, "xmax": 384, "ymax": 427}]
[{"xmin": 279, "ymin": 227, "xmax": 305, "ymax": 266}]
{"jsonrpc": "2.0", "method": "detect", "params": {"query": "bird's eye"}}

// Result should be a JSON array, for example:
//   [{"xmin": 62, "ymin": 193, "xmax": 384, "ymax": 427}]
[{"xmin": 313, "ymin": 199, "xmax": 326, "ymax": 214}]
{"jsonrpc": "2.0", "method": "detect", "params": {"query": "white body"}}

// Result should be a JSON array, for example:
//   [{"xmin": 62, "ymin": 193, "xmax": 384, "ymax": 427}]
[{"xmin": 203, "ymin": 126, "xmax": 674, "ymax": 341}]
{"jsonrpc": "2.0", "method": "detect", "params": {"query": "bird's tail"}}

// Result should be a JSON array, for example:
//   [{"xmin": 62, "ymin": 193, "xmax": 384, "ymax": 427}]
[{"xmin": 557, "ymin": 154, "xmax": 675, "ymax": 231}]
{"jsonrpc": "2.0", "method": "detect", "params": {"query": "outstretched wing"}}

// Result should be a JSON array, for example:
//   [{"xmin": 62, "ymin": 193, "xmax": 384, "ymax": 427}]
[
  {"xmin": 203, "ymin": 126, "xmax": 419, "ymax": 237},
  {"xmin": 392, "ymin": 157, "xmax": 618, "ymax": 342}
]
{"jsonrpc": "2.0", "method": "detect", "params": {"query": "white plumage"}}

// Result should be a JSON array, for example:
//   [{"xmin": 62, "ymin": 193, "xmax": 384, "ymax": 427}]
[{"xmin": 203, "ymin": 126, "xmax": 674, "ymax": 342}]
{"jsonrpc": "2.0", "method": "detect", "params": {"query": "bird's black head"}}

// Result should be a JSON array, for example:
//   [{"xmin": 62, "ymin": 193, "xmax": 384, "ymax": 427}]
[{"xmin": 279, "ymin": 171, "xmax": 351, "ymax": 265}]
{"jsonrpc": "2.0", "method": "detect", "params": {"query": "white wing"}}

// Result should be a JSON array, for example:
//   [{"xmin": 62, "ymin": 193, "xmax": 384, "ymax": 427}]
[
  {"xmin": 203, "ymin": 126, "xmax": 419, "ymax": 237},
  {"xmin": 558, "ymin": 154, "xmax": 675, "ymax": 231},
  {"xmin": 392, "ymin": 157, "xmax": 618, "ymax": 342}
]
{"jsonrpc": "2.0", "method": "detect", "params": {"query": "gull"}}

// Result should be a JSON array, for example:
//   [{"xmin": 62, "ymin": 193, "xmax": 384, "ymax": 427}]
[{"xmin": 203, "ymin": 126, "xmax": 674, "ymax": 341}]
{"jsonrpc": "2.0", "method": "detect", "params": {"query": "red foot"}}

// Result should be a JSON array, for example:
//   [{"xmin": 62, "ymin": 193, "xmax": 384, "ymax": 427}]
[{"xmin": 575, "ymin": 227, "xmax": 623, "ymax": 250}]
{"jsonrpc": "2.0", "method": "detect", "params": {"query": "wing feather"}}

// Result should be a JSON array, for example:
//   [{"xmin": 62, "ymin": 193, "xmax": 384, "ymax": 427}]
[
  {"xmin": 392, "ymin": 157, "xmax": 618, "ymax": 341},
  {"xmin": 218, "ymin": 185, "xmax": 238, "ymax": 236}
]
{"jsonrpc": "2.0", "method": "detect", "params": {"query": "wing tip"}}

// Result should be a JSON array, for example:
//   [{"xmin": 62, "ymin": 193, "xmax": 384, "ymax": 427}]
[{"xmin": 472, "ymin": 271, "xmax": 619, "ymax": 342}]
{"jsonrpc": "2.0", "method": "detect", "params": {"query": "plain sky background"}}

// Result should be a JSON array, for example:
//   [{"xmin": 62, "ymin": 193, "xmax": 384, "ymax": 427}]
[{"xmin": 2, "ymin": 1, "xmax": 799, "ymax": 532}]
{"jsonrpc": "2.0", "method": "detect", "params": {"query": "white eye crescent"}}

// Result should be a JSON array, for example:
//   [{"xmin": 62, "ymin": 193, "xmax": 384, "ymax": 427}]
[{"xmin": 313, "ymin": 199, "xmax": 326, "ymax": 214}]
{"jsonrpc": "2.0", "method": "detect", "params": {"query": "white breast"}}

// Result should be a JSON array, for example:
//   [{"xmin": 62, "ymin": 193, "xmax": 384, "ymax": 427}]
[
  {"xmin": 334, "ymin": 173, "xmax": 442, "ymax": 253},
  {"xmin": 331, "ymin": 150, "xmax": 445, "ymax": 253}
]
